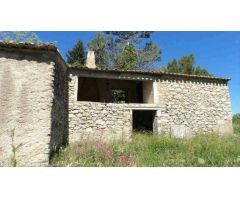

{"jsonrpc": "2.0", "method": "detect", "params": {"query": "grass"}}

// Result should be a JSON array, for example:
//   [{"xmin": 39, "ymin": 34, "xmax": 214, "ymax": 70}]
[
  {"xmin": 51, "ymin": 131, "xmax": 240, "ymax": 167},
  {"xmin": 51, "ymin": 114, "xmax": 240, "ymax": 167}
]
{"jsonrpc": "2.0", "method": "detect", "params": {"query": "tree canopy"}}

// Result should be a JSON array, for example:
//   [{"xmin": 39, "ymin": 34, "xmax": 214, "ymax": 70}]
[
  {"xmin": 87, "ymin": 32, "xmax": 112, "ymax": 67},
  {"xmin": 67, "ymin": 32, "xmax": 213, "ymax": 76},
  {"xmin": 116, "ymin": 44, "xmax": 138, "ymax": 70},
  {"xmin": 0, "ymin": 31, "xmax": 42, "ymax": 44},
  {"xmin": 87, "ymin": 31, "xmax": 161, "ymax": 70},
  {"xmin": 0, "ymin": 31, "xmax": 215, "ymax": 77},
  {"xmin": 66, "ymin": 40, "xmax": 86, "ymax": 67},
  {"xmin": 162, "ymin": 54, "xmax": 212, "ymax": 76}
]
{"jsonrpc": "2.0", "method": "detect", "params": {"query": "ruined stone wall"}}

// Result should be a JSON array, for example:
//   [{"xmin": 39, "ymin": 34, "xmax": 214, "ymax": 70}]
[
  {"xmin": 0, "ymin": 49, "xmax": 67, "ymax": 166},
  {"xmin": 156, "ymin": 77, "xmax": 233, "ymax": 137},
  {"xmin": 68, "ymin": 75, "xmax": 132, "ymax": 143},
  {"xmin": 68, "ymin": 72, "xmax": 234, "ymax": 141},
  {"xmin": 69, "ymin": 101, "xmax": 132, "ymax": 142},
  {"xmin": 49, "ymin": 56, "xmax": 68, "ymax": 157}
]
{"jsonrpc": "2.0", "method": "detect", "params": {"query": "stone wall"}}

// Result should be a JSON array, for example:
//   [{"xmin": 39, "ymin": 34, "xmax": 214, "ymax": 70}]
[
  {"xmin": 0, "ymin": 49, "xmax": 68, "ymax": 166},
  {"xmin": 69, "ymin": 72, "xmax": 233, "ymax": 141},
  {"xmin": 69, "ymin": 101, "xmax": 132, "ymax": 142},
  {"xmin": 156, "ymin": 77, "xmax": 233, "ymax": 137},
  {"xmin": 68, "ymin": 75, "xmax": 132, "ymax": 143},
  {"xmin": 49, "ymin": 56, "xmax": 68, "ymax": 157}
]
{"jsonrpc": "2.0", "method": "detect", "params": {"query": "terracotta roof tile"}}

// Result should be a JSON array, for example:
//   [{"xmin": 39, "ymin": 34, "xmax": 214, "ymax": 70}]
[
  {"xmin": 69, "ymin": 67, "xmax": 231, "ymax": 82},
  {"xmin": 0, "ymin": 41, "xmax": 57, "ymax": 52}
]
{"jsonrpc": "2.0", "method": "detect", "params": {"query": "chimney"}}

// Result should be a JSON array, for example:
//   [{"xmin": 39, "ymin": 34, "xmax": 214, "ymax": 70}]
[{"xmin": 86, "ymin": 51, "xmax": 96, "ymax": 69}]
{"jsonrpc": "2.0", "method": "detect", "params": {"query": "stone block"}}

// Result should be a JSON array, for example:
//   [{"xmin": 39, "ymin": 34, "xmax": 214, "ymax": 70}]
[{"xmin": 170, "ymin": 125, "xmax": 195, "ymax": 138}]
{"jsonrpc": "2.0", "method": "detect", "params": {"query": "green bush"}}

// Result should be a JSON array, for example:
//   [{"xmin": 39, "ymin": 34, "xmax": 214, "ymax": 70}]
[
  {"xmin": 233, "ymin": 114, "xmax": 240, "ymax": 122},
  {"xmin": 233, "ymin": 114, "xmax": 240, "ymax": 135},
  {"xmin": 51, "ymin": 133, "xmax": 240, "ymax": 167}
]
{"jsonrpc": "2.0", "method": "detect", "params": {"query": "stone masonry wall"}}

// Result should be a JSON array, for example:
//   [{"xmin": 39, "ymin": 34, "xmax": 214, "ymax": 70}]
[
  {"xmin": 156, "ymin": 77, "xmax": 233, "ymax": 137},
  {"xmin": 68, "ymin": 75, "xmax": 132, "ymax": 143},
  {"xmin": 49, "ymin": 56, "xmax": 68, "ymax": 157},
  {"xmin": 69, "ymin": 73, "xmax": 233, "ymax": 141},
  {"xmin": 69, "ymin": 101, "xmax": 132, "ymax": 142},
  {"xmin": 0, "ymin": 50, "xmax": 55, "ymax": 166}
]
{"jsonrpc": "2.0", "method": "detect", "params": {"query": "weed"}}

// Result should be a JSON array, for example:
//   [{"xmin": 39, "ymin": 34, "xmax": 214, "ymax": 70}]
[{"xmin": 10, "ymin": 129, "xmax": 22, "ymax": 167}]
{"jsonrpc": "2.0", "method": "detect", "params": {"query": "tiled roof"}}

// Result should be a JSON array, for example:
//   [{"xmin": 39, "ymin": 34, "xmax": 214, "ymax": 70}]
[
  {"xmin": 0, "ymin": 41, "xmax": 57, "ymax": 52},
  {"xmin": 69, "ymin": 67, "xmax": 231, "ymax": 81}
]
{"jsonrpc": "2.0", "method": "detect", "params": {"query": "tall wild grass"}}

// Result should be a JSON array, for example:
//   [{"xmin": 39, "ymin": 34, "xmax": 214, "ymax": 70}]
[{"xmin": 51, "ymin": 132, "xmax": 240, "ymax": 167}]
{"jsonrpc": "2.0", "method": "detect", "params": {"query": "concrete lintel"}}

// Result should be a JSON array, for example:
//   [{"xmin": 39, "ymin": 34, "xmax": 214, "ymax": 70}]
[
  {"xmin": 71, "ymin": 70, "xmax": 158, "ymax": 81},
  {"xmin": 127, "ymin": 106, "xmax": 161, "ymax": 110}
]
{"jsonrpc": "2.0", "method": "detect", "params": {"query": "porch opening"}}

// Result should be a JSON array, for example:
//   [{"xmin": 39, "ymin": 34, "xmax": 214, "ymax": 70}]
[
  {"xmin": 132, "ymin": 110, "xmax": 156, "ymax": 132},
  {"xmin": 77, "ymin": 77, "xmax": 153, "ymax": 103}
]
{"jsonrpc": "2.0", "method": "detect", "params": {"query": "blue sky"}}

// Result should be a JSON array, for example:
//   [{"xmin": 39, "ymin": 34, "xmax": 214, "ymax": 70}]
[{"xmin": 36, "ymin": 31, "xmax": 240, "ymax": 115}]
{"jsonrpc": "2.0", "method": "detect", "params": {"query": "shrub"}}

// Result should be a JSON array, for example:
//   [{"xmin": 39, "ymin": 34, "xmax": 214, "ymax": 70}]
[{"xmin": 233, "ymin": 114, "xmax": 240, "ymax": 135}]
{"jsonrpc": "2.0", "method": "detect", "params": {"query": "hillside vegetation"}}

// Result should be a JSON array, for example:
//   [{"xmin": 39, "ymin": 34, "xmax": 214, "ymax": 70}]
[{"xmin": 51, "ymin": 133, "xmax": 240, "ymax": 167}]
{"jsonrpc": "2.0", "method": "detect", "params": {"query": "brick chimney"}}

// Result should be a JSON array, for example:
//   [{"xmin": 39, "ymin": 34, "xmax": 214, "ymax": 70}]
[{"xmin": 86, "ymin": 51, "xmax": 96, "ymax": 69}]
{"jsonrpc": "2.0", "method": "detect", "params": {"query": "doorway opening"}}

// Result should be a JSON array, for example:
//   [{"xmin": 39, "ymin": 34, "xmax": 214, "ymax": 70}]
[{"xmin": 132, "ymin": 110, "xmax": 156, "ymax": 132}]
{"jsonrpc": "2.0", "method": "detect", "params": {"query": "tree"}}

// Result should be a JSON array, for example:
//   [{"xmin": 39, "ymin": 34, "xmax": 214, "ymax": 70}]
[
  {"xmin": 178, "ymin": 54, "xmax": 195, "ymax": 75},
  {"xmin": 195, "ymin": 66, "xmax": 211, "ymax": 76},
  {"xmin": 117, "ymin": 44, "xmax": 137, "ymax": 70},
  {"xmin": 165, "ymin": 58, "xmax": 181, "ymax": 73},
  {"xmin": 88, "ymin": 31, "xmax": 161, "ymax": 70},
  {"xmin": 137, "ymin": 42, "xmax": 161, "ymax": 70},
  {"xmin": 87, "ymin": 32, "xmax": 113, "ymax": 67},
  {"xmin": 105, "ymin": 31, "xmax": 153, "ymax": 45},
  {"xmin": 164, "ymin": 54, "xmax": 213, "ymax": 76},
  {"xmin": 66, "ymin": 40, "xmax": 86, "ymax": 67},
  {"xmin": 0, "ymin": 31, "xmax": 41, "ymax": 44}
]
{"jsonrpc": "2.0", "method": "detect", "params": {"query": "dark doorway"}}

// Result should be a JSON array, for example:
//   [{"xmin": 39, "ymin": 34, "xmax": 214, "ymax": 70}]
[{"xmin": 132, "ymin": 110, "xmax": 156, "ymax": 132}]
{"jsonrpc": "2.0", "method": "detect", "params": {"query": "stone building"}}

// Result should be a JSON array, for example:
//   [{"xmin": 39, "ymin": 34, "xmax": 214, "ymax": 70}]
[
  {"xmin": 0, "ymin": 42, "xmax": 233, "ymax": 166},
  {"xmin": 0, "ymin": 42, "xmax": 68, "ymax": 166}
]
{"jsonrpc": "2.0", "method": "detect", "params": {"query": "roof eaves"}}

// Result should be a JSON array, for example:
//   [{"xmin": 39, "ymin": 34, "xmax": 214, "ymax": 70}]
[
  {"xmin": 0, "ymin": 41, "xmax": 57, "ymax": 52},
  {"xmin": 69, "ymin": 67, "xmax": 231, "ymax": 81}
]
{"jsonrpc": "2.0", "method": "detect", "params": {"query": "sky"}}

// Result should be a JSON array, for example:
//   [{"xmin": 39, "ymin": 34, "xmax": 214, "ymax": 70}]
[{"xmin": 36, "ymin": 31, "xmax": 240, "ymax": 115}]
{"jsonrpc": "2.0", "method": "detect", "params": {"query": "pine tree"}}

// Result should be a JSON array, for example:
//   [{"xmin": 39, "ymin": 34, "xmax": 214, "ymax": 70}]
[
  {"xmin": 137, "ymin": 42, "xmax": 162, "ymax": 70},
  {"xmin": 178, "ymin": 54, "xmax": 195, "ymax": 75},
  {"xmin": 66, "ymin": 40, "xmax": 86, "ymax": 67},
  {"xmin": 117, "ymin": 44, "xmax": 137, "ymax": 70},
  {"xmin": 88, "ymin": 32, "xmax": 161, "ymax": 70},
  {"xmin": 166, "ymin": 59, "xmax": 181, "ymax": 73},
  {"xmin": 164, "ymin": 54, "xmax": 212, "ymax": 76},
  {"xmin": 87, "ymin": 32, "xmax": 112, "ymax": 68}
]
